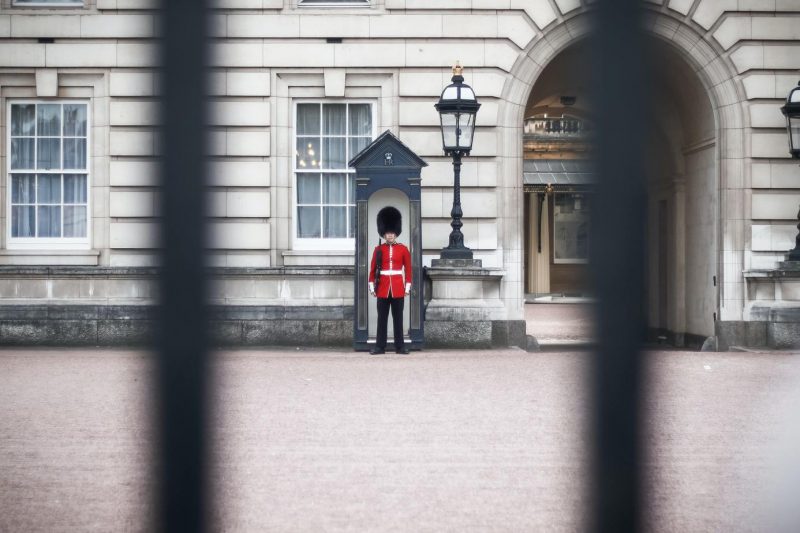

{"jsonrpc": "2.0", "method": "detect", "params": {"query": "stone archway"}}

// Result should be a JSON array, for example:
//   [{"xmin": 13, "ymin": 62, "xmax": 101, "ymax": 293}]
[{"xmin": 497, "ymin": 8, "xmax": 747, "ymax": 342}]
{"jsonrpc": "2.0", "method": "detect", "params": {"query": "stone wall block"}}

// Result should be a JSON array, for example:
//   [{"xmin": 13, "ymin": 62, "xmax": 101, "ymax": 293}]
[
  {"xmin": 667, "ymin": 0, "xmax": 694, "ymax": 15},
  {"xmin": 284, "ymin": 279, "xmax": 314, "ymax": 299},
  {"xmin": 110, "ymin": 222, "xmax": 159, "ymax": 249},
  {"xmin": 717, "ymin": 320, "xmax": 767, "ymax": 350},
  {"xmin": 211, "ymin": 101, "xmax": 270, "ymax": 127},
  {"xmin": 251, "ymin": 279, "xmax": 281, "ymax": 299},
  {"xmin": 405, "ymin": 42, "xmax": 486, "ymax": 68},
  {"xmin": 226, "ymin": 130, "xmax": 270, "ymax": 156},
  {"xmin": 50, "ymin": 280, "xmax": 83, "ymax": 300},
  {"xmin": 498, "ymin": 13, "xmax": 537, "ymax": 49},
  {"xmin": 227, "ymin": 72, "xmax": 271, "ymax": 96},
  {"xmin": 425, "ymin": 320, "xmax": 492, "ymax": 348},
  {"xmin": 80, "ymin": 14, "xmax": 153, "ymax": 38},
  {"xmin": 209, "ymin": 161, "xmax": 270, "ymax": 187},
  {"xmin": 110, "ymin": 72, "xmax": 154, "ymax": 97},
  {"xmin": 114, "ymin": 44, "xmax": 155, "ymax": 68},
  {"xmin": 0, "ymin": 306, "xmax": 47, "ymax": 320},
  {"xmin": 97, "ymin": 319, "xmax": 153, "ymax": 345},
  {"xmin": 742, "ymin": 73, "xmax": 775, "ymax": 100},
  {"xmin": 223, "ymin": 279, "xmax": 257, "ymax": 300},
  {"xmin": 764, "ymin": 45, "xmax": 800, "ymax": 70},
  {"xmin": 404, "ymin": 0, "xmax": 469, "ymax": 8},
  {"xmin": 110, "ymin": 101, "xmax": 159, "ymax": 127},
  {"xmin": 369, "ymin": 15, "xmax": 442, "ymax": 38},
  {"xmin": 301, "ymin": 15, "xmax": 369, "ymax": 38},
  {"xmin": 713, "ymin": 16, "xmax": 751, "ymax": 49},
  {"xmin": 693, "ymin": 0, "xmax": 737, "ymax": 30},
  {"xmin": 751, "ymin": 132, "xmax": 791, "ymax": 159},
  {"xmin": 46, "ymin": 43, "xmax": 116, "ymax": 68},
  {"xmin": 399, "ymin": 70, "xmax": 446, "ymax": 97},
  {"xmin": 264, "ymin": 43, "xmax": 333, "ymax": 67},
  {"xmin": 227, "ymin": 14, "xmax": 300, "ymax": 38},
  {"xmin": 15, "ymin": 280, "xmax": 48, "ymax": 299},
  {"xmin": 210, "ymin": 321, "xmax": 243, "ymax": 345},
  {"xmin": 776, "ymin": 280, "xmax": 800, "ymax": 301},
  {"xmin": 46, "ymin": 320, "xmax": 98, "ymax": 345},
  {"xmin": 209, "ymin": 222, "xmax": 270, "ymax": 250},
  {"xmin": 0, "ymin": 43, "xmax": 44, "ymax": 67},
  {"xmin": 442, "ymin": 14, "xmax": 498, "ymax": 40},
  {"xmin": 110, "ymin": 160, "xmax": 159, "ymax": 187},
  {"xmin": 752, "ymin": 192, "xmax": 800, "ymax": 220},
  {"xmin": 212, "ymin": 43, "xmax": 263, "ymax": 67},
  {"xmin": 491, "ymin": 319, "xmax": 526, "ymax": 348},
  {"xmin": 0, "ymin": 322, "xmax": 47, "ymax": 345},
  {"xmin": 242, "ymin": 319, "xmax": 318, "ymax": 345},
  {"xmin": 730, "ymin": 44, "xmax": 763, "ymax": 73},
  {"xmin": 110, "ymin": 131, "xmax": 155, "ymax": 157},
  {"xmin": 12, "ymin": 15, "xmax": 80, "ymax": 38},
  {"xmin": 318, "ymin": 320, "xmax": 351, "ymax": 345},
  {"xmin": 749, "ymin": 279, "xmax": 776, "ymax": 300},
  {"xmin": 768, "ymin": 323, "xmax": 800, "ymax": 349},
  {"xmin": 313, "ymin": 279, "xmax": 353, "ymax": 299},
  {"xmin": 110, "ymin": 191, "xmax": 155, "ymax": 218}
]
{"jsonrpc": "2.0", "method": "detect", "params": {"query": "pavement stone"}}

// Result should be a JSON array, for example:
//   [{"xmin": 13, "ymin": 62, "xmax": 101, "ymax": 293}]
[
  {"xmin": 1, "ymin": 347, "xmax": 800, "ymax": 531},
  {"xmin": 525, "ymin": 303, "xmax": 596, "ymax": 342}
]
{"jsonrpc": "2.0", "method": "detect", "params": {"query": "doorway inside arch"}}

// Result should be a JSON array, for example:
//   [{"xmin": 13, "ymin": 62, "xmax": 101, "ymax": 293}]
[
  {"xmin": 523, "ymin": 42, "xmax": 594, "ymax": 303},
  {"xmin": 522, "ymin": 38, "xmax": 718, "ymax": 347}
]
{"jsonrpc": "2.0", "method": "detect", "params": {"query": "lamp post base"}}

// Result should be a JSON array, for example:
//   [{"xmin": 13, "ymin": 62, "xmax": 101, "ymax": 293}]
[
  {"xmin": 431, "ymin": 257, "xmax": 482, "ymax": 268},
  {"xmin": 439, "ymin": 246, "xmax": 474, "ymax": 260},
  {"xmin": 778, "ymin": 258, "xmax": 800, "ymax": 270}
]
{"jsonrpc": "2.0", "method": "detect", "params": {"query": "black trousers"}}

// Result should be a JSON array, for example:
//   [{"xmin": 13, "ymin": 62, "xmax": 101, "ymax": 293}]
[{"xmin": 376, "ymin": 296, "xmax": 405, "ymax": 350}]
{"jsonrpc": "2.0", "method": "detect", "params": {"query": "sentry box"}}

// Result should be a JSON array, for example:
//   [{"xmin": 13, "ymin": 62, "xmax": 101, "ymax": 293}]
[{"xmin": 348, "ymin": 130, "xmax": 427, "ymax": 351}]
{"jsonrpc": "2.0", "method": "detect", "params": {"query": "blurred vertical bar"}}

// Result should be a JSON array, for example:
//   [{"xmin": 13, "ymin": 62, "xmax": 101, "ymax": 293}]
[
  {"xmin": 590, "ymin": 0, "xmax": 648, "ymax": 531},
  {"xmin": 155, "ymin": 0, "xmax": 210, "ymax": 531}
]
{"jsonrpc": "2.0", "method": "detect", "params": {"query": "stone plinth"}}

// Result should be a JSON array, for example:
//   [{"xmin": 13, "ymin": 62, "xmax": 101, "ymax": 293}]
[
  {"xmin": 743, "ymin": 261, "xmax": 800, "ymax": 349},
  {"xmin": 424, "ymin": 264, "xmax": 525, "ymax": 348}
]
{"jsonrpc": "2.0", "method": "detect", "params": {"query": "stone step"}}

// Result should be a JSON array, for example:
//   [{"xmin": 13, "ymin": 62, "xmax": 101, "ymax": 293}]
[
  {"xmin": 525, "ymin": 335, "xmax": 596, "ymax": 352},
  {"xmin": 729, "ymin": 345, "xmax": 800, "ymax": 354}
]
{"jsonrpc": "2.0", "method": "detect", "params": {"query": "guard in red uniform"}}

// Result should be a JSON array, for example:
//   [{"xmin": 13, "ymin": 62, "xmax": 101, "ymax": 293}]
[{"xmin": 369, "ymin": 207, "xmax": 412, "ymax": 354}]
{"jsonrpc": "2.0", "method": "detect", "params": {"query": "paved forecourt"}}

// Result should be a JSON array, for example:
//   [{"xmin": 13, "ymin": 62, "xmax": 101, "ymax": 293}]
[{"xmin": 2, "ymin": 347, "xmax": 800, "ymax": 532}]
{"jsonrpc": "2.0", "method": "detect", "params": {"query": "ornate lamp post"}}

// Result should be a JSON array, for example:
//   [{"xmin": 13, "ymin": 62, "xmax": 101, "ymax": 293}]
[
  {"xmin": 781, "ymin": 80, "xmax": 800, "ymax": 261},
  {"xmin": 435, "ymin": 62, "xmax": 481, "ymax": 261}
]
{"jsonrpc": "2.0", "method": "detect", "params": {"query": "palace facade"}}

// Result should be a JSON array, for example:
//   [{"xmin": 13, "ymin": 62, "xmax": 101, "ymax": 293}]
[{"xmin": 1, "ymin": 0, "xmax": 799, "ymax": 348}]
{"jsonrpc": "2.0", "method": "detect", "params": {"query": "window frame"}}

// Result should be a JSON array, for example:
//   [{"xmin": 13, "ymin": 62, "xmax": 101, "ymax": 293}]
[
  {"xmin": 292, "ymin": 99, "xmax": 376, "ymax": 251},
  {"xmin": 298, "ymin": 0, "xmax": 369, "ymax": 7},
  {"xmin": 11, "ymin": 0, "xmax": 84, "ymax": 6},
  {"xmin": 6, "ymin": 99, "xmax": 92, "ymax": 251}
]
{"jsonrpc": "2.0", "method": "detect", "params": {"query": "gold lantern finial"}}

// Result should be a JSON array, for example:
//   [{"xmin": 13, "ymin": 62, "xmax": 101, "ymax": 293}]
[{"xmin": 453, "ymin": 61, "xmax": 463, "ymax": 76}]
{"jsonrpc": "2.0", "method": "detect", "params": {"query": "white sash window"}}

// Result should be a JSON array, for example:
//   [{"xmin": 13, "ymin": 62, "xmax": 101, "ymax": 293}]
[
  {"xmin": 7, "ymin": 101, "xmax": 90, "ymax": 249},
  {"xmin": 294, "ymin": 101, "xmax": 374, "ymax": 250}
]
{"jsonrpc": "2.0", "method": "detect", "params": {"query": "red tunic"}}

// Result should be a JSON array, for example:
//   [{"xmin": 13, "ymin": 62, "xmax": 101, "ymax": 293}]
[{"xmin": 369, "ymin": 242, "xmax": 412, "ymax": 298}]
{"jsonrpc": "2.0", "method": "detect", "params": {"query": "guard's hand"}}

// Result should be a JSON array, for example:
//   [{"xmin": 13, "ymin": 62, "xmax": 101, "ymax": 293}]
[
  {"xmin": 369, "ymin": 282, "xmax": 375, "ymax": 297},
  {"xmin": 405, "ymin": 283, "xmax": 411, "ymax": 296}
]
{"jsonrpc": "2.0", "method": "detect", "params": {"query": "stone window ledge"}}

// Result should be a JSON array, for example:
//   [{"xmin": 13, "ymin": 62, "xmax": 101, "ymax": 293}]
[
  {"xmin": 0, "ymin": 249, "xmax": 100, "ymax": 266},
  {"xmin": 282, "ymin": 250, "xmax": 354, "ymax": 266}
]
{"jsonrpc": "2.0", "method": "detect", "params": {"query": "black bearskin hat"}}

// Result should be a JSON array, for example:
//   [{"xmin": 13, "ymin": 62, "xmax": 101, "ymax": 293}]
[{"xmin": 377, "ymin": 206, "xmax": 402, "ymax": 237}]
